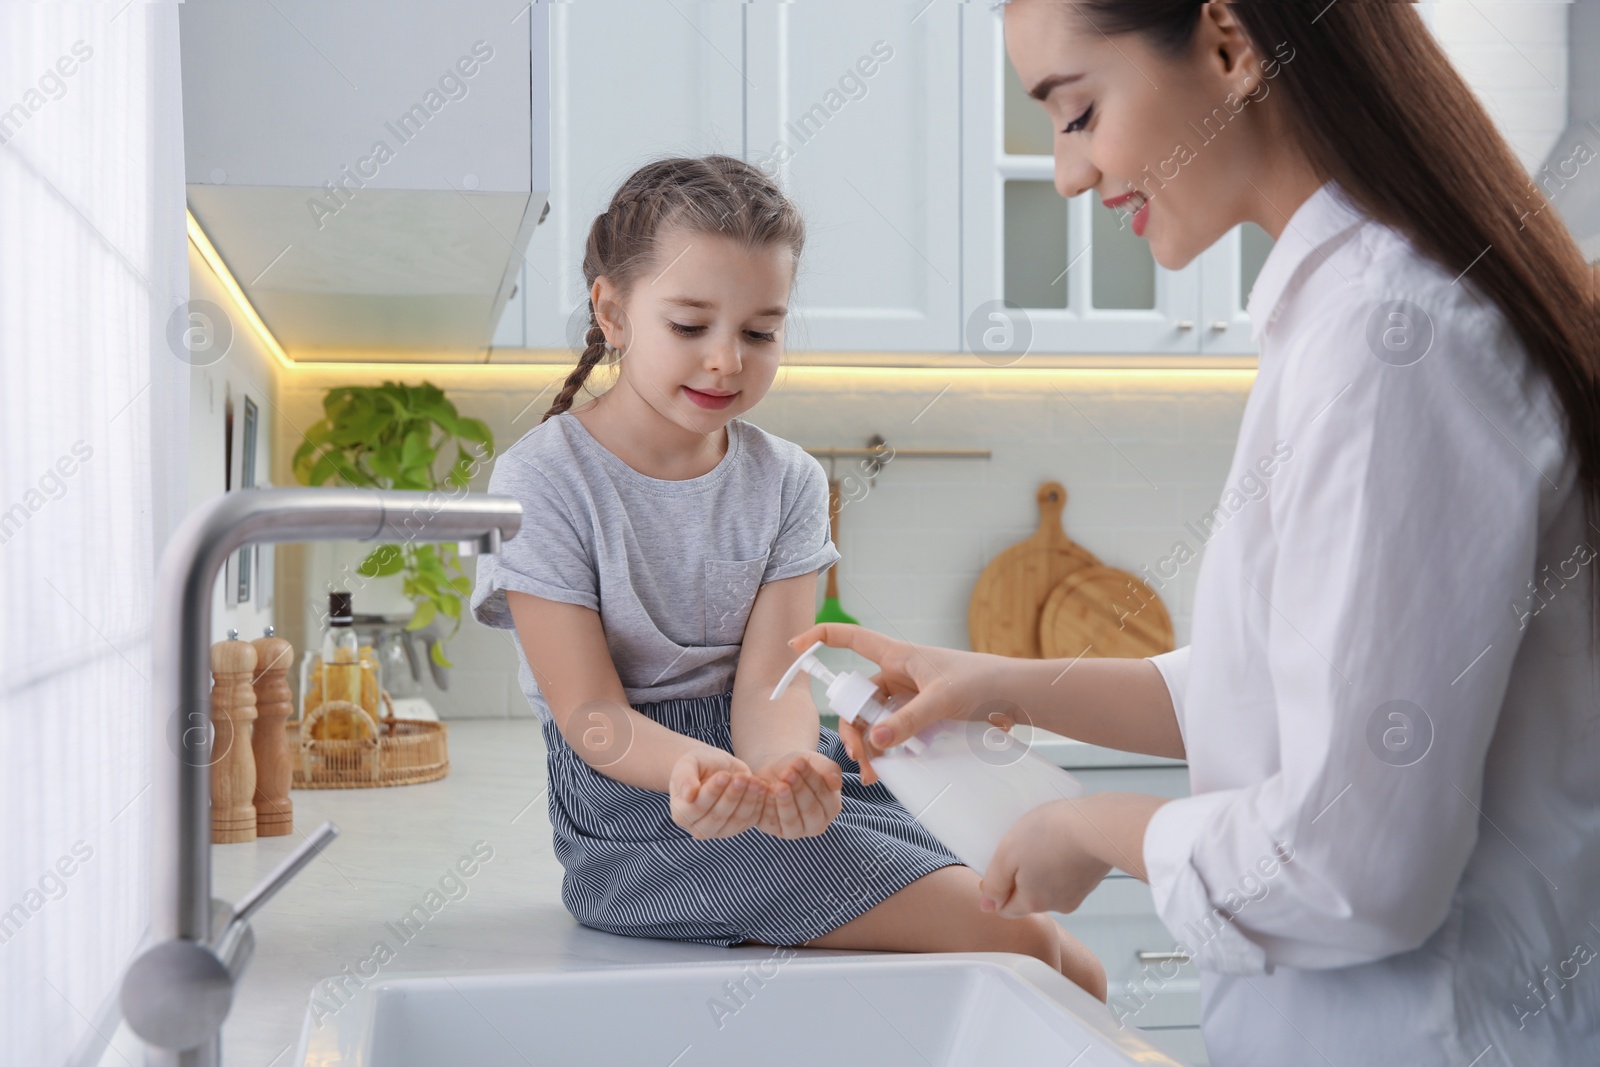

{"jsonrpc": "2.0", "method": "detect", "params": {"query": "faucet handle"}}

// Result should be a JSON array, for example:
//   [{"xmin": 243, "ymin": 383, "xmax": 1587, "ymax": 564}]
[
  {"xmin": 213, "ymin": 820, "xmax": 338, "ymax": 975},
  {"xmin": 122, "ymin": 823, "xmax": 338, "ymax": 1052},
  {"xmin": 230, "ymin": 821, "xmax": 338, "ymax": 933}
]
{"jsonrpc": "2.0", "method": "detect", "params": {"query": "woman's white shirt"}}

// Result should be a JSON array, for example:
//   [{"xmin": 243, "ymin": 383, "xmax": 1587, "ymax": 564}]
[{"xmin": 1142, "ymin": 182, "xmax": 1599, "ymax": 1066}]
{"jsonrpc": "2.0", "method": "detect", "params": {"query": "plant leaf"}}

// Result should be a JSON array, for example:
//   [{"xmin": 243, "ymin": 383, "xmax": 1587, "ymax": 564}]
[
  {"xmin": 447, "ymin": 455, "xmax": 472, "ymax": 489},
  {"xmin": 308, "ymin": 453, "xmax": 340, "ymax": 486},
  {"xmin": 456, "ymin": 417, "xmax": 493, "ymax": 450},
  {"xmin": 405, "ymin": 599, "xmax": 438, "ymax": 631},
  {"xmin": 357, "ymin": 544, "xmax": 406, "ymax": 577}
]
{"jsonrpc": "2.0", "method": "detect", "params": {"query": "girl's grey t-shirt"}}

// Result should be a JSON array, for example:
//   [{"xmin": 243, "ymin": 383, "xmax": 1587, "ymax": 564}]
[{"xmin": 470, "ymin": 412, "xmax": 841, "ymax": 719}]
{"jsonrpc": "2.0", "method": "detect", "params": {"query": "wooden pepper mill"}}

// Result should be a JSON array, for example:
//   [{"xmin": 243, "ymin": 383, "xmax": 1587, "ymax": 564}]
[
  {"xmin": 250, "ymin": 626, "xmax": 295, "ymax": 837},
  {"xmin": 210, "ymin": 633, "xmax": 258, "ymax": 843}
]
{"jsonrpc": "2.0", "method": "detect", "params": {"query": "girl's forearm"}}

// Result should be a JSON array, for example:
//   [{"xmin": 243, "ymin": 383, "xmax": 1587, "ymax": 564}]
[
  {"xmin": 552, "ymin": 701, "xmax": 721, "ymax": 793},
  {"xmin": 980, "ymin": 654, "xmax": 1185, "ymax": 760},
  {"xmin": 729, "ymin": 687, "xmax": 820, "ymax": 770}
]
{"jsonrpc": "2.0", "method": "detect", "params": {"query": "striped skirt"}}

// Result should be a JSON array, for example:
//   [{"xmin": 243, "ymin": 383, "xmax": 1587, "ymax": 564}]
[{"xmin": 540, "ymin": 690, "xmax": 962, "ymax": 947}]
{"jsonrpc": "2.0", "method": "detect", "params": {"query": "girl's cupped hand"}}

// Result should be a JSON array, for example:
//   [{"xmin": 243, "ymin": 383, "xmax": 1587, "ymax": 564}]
[
  {"xmin": 669, "ymin": 748, "xmax": 768, "ymax": 839},
  {"xmin": 751, "ymin": 751, "xmax": 843, "ymax": 839}
]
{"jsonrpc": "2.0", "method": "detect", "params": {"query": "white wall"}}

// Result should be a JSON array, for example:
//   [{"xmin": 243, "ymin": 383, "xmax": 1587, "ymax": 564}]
[
  {"xmin": 273, "ymin": 362, "xmax": 1249, "ymax": 720},
  {"xmin": 186, "ymin": 239, "xmax": 283, "ymax": 645},
  {"xmin": 1427, "ymin": 0, "xmax": 1571, "ymax": 172},
  {"xmin": 0, "ymin": 7, "xmax": 188, "ymax": 1066}
]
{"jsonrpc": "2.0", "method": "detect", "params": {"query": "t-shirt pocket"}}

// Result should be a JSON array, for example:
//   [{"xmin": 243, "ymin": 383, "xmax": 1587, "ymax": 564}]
[{"xmin": 703, "ymin": 554, "xmax": 770, "ymax": 646}]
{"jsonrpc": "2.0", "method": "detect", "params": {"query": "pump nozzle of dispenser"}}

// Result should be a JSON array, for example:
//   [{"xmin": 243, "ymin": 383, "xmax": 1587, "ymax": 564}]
[
  {"xmin": 771, "ymin": 640, "xmax": 837, "ymax": 697},
  {"xmin": 771, "ymin": 640, "xmax": 925, "ymax": 755}
]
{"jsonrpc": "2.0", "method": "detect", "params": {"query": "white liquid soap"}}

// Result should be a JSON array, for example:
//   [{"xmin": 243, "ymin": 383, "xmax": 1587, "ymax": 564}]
[{"xmin": 772, "ymin": 640, "xmax": 1086, "ymax": 874}]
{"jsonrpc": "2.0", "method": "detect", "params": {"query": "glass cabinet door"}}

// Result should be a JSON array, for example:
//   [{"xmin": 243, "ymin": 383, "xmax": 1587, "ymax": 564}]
[{"xmin": 1198, "ymin": 221, "xmax": 1275, "ymax": 354}]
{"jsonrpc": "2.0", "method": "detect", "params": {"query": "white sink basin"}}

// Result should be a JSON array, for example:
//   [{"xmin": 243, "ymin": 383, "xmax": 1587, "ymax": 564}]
[{"xmin": 294, "ymin": 952, "xmax": 1188, "ymax": 1066}]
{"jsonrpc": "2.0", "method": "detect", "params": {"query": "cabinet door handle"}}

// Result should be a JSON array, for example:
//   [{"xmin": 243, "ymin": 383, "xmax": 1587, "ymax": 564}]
[
  {"xmin": 1136, "ymin": 950, "xmax": 1192, "ymax": 964},
  {"xmin": 1175, "ymin": 320, "xmax": 1195, "ymax": 331},
  {"xmin": 1210, "ymin": 321, "xmax": 1231, "ymax": 332}
]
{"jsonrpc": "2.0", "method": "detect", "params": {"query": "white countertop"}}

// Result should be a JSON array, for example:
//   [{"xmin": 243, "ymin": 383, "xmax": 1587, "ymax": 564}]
[{"xmin": 94, "ymin": 719, "xmax": 1182, "ymax": 1065}]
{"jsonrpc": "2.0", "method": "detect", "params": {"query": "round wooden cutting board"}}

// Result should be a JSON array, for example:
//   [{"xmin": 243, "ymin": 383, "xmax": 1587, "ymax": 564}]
[
  {"xmin": 968, "ymin": 482, "xmax": 1100, "ymax": 658},
  {"xmin": 1039, "ymin": 566, "xmax": 1175, "ymax": 660}
]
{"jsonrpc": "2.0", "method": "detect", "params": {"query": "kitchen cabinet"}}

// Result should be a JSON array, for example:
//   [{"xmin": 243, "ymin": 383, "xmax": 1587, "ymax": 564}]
[
  {"xmin": 744, "ymin": 2, "xmax": 962, "ymax": 352},
  {"xmin": 1044, "ymin": 752, "xmax": 1208, "ymax": 1063},
  {"xmin": 495, "ymin": 0, "xmax": 745, "ymax": 352},
  {"xmin": 497, "ymin": 0, "xmax": 1268, "ymax": 360},
  {"xmin": 499, "ymin": 0, "xmax": 961, "ymax": 355}
]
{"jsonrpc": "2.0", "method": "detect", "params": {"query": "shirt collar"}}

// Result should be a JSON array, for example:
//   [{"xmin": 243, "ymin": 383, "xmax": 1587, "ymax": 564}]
[{"xmin": 1245, "ymin": 181, "xmax": 1369, "ymax": 344}]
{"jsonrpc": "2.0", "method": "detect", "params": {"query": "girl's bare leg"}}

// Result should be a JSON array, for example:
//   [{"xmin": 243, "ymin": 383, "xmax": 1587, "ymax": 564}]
[{"xmin": 802, "ymin": 865, "xmax": 1107, "ymax": 1001}]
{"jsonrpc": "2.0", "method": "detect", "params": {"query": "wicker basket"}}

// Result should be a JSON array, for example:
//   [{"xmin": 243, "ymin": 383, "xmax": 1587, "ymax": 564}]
[{"xmin": 290, "ymin": 694, "xmax": 450, "ymax": 789}]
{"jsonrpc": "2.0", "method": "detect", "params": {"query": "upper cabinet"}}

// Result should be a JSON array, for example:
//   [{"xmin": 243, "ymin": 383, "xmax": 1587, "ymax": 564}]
[
  {"xmin": 744, "ymin": 3, "xmax": 962, "ymax": 352},
  {"xmin": 496, "ymin": 0, "xmax": 1270, "ymax": 359},
  {"xmin": 1196, "ymin": 220, "xmax": 1276, "ymax": 355},
  {"xmin": 500, "ymin": 0, "xmax": 745, "ymax": 352},
  {"xmin": 183, "ymin": 0, "xmax": 547, "ymax": 361}
]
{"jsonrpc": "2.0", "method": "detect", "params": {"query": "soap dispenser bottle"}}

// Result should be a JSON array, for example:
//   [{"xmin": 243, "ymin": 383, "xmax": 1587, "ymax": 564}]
[{"xmin": 771, "ymin": 640, "xmax": 1086, "ymax": 875}]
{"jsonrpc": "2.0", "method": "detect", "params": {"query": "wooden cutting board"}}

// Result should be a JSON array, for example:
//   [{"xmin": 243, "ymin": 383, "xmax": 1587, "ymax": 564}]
[
  {"xmin": 968, "ymin": 482, "xmax": 1099, "ymax": 658},
  {"xmin": 1039, "ymin": 566, "xmax": 1174, "ymax": 660}
]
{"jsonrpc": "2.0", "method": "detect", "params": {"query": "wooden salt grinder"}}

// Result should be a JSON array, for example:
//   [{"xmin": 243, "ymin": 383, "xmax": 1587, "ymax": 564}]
[
  {"xmin": 210, "ymin": 635, "xmax": 258, "ymax": 843},
  {"xmin": 250, "ymin": 627, "xmax": 295, "ymax": 836}
]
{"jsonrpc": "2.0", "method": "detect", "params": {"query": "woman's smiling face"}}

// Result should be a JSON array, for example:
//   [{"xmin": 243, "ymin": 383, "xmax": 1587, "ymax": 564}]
[{"xmin": 1002, "ymin": 0, "xmax": 1283, "ymax": 269}]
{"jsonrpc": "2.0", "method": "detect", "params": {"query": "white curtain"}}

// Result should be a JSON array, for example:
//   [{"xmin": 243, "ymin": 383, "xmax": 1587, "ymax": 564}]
[{"xmin": 0, "ymin": 3, "xmax": 189, "ymax": 1064}]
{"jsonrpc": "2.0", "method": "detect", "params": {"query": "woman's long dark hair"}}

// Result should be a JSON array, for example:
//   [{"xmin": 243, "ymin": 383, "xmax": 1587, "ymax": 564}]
[{"xmin": 1076, "ymin": 0, "xmax": 1600, "ymax": 606}]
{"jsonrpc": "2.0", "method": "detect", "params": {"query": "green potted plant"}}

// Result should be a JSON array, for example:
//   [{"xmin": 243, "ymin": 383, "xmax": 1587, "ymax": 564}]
[{"xmin": 292, "ymin": 381, "xmax": 495, "ymax": 667}]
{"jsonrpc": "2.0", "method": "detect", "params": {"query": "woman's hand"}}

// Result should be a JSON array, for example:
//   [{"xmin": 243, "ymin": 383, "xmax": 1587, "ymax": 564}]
[
  {"xmin": 787, "ymin": 623, "xmax": 1016, "ymax": 785},
  {"xmin": 751, "ymin": 751, "xmax": 843, "ymax": 839},
  {"xmin": 979, "ymin": 793, "xmax": 1168, "ymax": 916},
  {"xmin": 978, "ymin": 799, "xmax": 1113, "ymax": 916},
  {"xmin": 668, "ymin": 748, "xmax": 768, "ymax": 839}
]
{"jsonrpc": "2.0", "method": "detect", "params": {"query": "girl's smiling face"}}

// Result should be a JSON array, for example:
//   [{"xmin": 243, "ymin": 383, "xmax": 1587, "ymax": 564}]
[
  {"xmin": 592, "ymin": 224, "xmax": 794, "ymax": 436},
  {"xmin": 1002, "ymin": 0, "xmax": 1284, "ymax": 269}
]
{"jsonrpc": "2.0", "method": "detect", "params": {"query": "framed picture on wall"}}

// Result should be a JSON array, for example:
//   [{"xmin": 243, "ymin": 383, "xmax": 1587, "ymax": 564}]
[{"xmin": 224, "ymin": 394, "xmax": 259, "ymax": 607}]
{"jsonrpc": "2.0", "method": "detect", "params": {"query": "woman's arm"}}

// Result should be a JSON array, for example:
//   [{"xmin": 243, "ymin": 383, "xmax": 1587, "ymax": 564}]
[
  {"xmin": 786, "ymin": 625, "xmax": 1186, "ymax": 770},
  {"xmin": 980, "ymin": 652, "xmax": 1185, "ymax": 759}
]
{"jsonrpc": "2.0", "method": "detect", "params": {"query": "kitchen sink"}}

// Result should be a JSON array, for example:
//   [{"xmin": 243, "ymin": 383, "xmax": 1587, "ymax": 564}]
[{"xmin": 293, "ymin": 951, "xmax": 1188, "ymax": 1066}]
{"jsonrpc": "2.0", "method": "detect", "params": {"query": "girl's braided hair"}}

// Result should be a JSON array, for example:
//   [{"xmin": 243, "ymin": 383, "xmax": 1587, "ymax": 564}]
[{"xmin": 540, "ymin": 155, "xmax": 807, "ymax": 423}]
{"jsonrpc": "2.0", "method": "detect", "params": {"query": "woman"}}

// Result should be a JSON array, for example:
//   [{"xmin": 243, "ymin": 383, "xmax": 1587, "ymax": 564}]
[{"xmin": 794, "ymin": 2, "xmax": 1599, "ymax": 1064}]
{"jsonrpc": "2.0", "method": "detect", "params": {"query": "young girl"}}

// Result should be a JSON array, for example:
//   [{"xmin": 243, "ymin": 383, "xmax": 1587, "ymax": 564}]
[{"xmin": 470, "ymin": 155, "xmax": 1104, "ymax": 998}]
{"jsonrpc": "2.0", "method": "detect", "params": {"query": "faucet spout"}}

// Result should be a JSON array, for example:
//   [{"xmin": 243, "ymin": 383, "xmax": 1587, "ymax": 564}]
[{"xmin": 122, "ymin": 488, "xmax": 521, "ymax": 1065}]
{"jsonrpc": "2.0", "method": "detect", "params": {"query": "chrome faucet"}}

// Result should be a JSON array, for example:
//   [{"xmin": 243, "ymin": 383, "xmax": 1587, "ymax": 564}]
[{"xmin": 119, "ymin": 488, "xmax": 522, "ymax": 1066}]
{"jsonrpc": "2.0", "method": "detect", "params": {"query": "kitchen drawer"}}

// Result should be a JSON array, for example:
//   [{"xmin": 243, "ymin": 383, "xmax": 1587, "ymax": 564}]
[
  {"xmin": 1054, "ymin": 876, "xmax": 1200, "ymax": 1031},
  {"xmin": 1053, "ymin": 763, "xmax": 1203, "ymax": 1045},
  {"xmin": 1140, "ymin": 1026, "xmax": 1210, "ymax": 1066}
]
